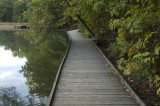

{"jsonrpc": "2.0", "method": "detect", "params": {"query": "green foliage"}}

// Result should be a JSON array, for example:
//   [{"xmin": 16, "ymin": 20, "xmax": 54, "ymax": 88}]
[
  {"xmin": 65, "ymin": 0, "xmax": 115, "ymax": 40},
  {"xmin": 109, "ymin": 0, "xmax": 160, "ymax": 93},
  {"xmin": 12, "ymin": 0, "xmax": 29, "ymax": 22},
  {"xmin": 23, "ymin": 0, "xmax": 75, "ymax": 42},
  {"xmin": 0, "ymin": 0, "xmax": 15, "ymax": 22},
  {"xmin": 0, "ymin": 0, "xmax": 28, "ymax": 22}
]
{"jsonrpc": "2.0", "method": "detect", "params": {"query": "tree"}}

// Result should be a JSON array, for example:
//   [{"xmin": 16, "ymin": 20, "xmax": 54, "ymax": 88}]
[
  {"xmin": 12, "ymin": 0, "xmax": 29, "ymax": 22},
  {"xmin": 0, "ymin": 0, "xmax": 28, "ymax": 22},
  {"xmin": 0, "ymin": 0, "xmax": 15, "ymax": 22}
]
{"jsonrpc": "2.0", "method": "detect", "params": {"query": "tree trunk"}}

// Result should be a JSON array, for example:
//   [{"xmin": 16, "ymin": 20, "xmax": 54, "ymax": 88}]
[{"xmin": 64, "ymin": 0, "xmax": 96, "ymax": 37}]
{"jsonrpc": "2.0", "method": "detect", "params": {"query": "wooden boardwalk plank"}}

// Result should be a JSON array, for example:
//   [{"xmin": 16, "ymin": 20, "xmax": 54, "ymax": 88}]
[
  {"xmin": 53, "ymin": 101, "xmax": 138, "ymax": 105},
  {"xmin": 52, "ymin": 105, "xmax": 139, "ymax": 106},
  {"xmin": 50, "ymin": 30, "xmax": 142, "ymax": 106}
]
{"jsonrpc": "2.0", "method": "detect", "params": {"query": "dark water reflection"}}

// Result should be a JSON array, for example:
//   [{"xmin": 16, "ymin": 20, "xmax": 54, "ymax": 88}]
[{"xmin": 0, "ymin": 30, "xmax": 68, "ymax": 106}]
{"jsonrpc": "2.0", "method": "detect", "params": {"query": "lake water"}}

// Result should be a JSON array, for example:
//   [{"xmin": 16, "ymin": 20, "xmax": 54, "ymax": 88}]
[{"xmin": 0, "ymin": 30, "xmax": 68, "ymax": 106}]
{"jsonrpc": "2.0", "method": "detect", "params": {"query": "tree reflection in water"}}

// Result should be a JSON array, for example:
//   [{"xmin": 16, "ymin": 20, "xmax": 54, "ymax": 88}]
[
  {"xmin": 0, "ymin": 87, "xmax": 25, "ymax": 106},
  {"xmin": 0, "ymin": 30, "xmax": 68, "ymax": 105},
  {"xmin": 0, "ymin": 87, "xmax": 47, "ymax": 106}
]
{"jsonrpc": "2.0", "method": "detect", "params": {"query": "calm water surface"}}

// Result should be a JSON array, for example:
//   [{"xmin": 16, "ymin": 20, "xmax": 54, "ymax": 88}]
[{"xmin": 0, "ymin": 31, "xmax": 68, "ymax": 106}]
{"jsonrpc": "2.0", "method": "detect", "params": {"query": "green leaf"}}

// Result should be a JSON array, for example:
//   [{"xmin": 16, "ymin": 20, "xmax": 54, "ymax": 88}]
[
  {"xmin": 133, "ymin": 28, "xmax": 143, "ymax": 33},
  {"xmin": 154, "ymin": 46, "xmax": 160, "ymax": 55},
  {"xmin": 157, "ymin": 88, "xmax": 160, "ymax": 95},
  {"xmin": 133, "ymin": 52, "xmax": 150, "ymax": 59}
]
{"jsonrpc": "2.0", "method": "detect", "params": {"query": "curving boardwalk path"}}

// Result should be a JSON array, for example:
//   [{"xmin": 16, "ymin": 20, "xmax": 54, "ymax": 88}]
[{"xmin": 51, "ymin": 30, "xmax": 142, "ymax": 106}]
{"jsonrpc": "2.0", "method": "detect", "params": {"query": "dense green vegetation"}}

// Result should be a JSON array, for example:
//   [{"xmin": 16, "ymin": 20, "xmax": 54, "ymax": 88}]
[{"xmin": 0, "ymin": 0, "xmax": 28, "ymax": 22}]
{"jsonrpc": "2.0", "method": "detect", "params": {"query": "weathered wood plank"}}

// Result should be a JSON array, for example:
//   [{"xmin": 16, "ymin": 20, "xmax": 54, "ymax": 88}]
[
  {"xmin": 61, "ymin": 73, "xmax": 115, "ymax": 77},
  {"xmin": 61, "ymin": 69, "xmax": 112, "ymax": 72},
  {"xmin": 54, "ymin": 97, "xmax": 134, "ymax": 101},
  {"xmin": 54, "ymin": 92, "xmax": 130, "ymax": 96},
  {"xmin": 52, "ymin": 105, "xmax": 139, "ymax": 106},
  {"xmin": 59, "ymin": 78, "xmax": 121, "ymax": 83},
  {"xmin": 52, "ymin": 101, "xmax": 138, "ymax": 105},
  {"xmin": 55, "ymin": 89, "xmax": 129, "ymax": 95}
]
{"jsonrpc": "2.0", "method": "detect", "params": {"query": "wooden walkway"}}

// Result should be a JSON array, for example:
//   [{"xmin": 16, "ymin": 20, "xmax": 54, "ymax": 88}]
[{"xmin": 50, "ymin": 30, "xmax": 143, "ymax": 106}]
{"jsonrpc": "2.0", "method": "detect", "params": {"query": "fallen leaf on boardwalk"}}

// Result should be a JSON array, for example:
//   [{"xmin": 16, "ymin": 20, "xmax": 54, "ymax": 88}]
[
  {"xmin": 57, "ymin": 84, "xmax": 61, "ymax": 87},
  {"xmin": 114, "ymin": 72, "xmax": 117, "ymax": 74},
  {"xmin": 126, "ymin": 89, "xmax": 129, "ymax": 92},
  {"xmin": 130, "ymin": 80, "xmax": 134, "ymax": 82},
  {"xmin": 156, "ymin": 88, "xmax": 160, "ymax": 95}
]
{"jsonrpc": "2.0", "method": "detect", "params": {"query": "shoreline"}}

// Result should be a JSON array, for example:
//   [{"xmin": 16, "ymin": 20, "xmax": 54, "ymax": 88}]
[
  {"xmin": 0, "ymin": 24, "xmax": 28, "ymax": 30},
  {"xmin": 0, "ymin": 23, "xmax": 27, "ymax": 25}
]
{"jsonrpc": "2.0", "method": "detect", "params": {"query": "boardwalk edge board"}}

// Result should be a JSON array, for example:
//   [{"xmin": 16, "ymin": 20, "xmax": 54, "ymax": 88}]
[
  {"xmin": 47, "ymin": 31, "xmax": 71, "ymax": 106},
  {"xmin": 92, "ymin": 39, "xmax": 146, "ymax": 106}
]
